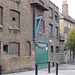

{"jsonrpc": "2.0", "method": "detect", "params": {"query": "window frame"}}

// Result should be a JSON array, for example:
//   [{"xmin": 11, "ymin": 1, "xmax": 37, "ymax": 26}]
[
  {"xmin": 55, "ymin": 11, "xmax": 58, "ymax": 22},
  {"xmin": 64, "ymin": 21, "xmax": 67, "ymax": 27},
  {"xmin": 68, "ymin": 22, "xmax": 70, "ymax": 28},
  {"xmin": 64, "ymin": 33, "xmax": 67, "ymax": 43}
]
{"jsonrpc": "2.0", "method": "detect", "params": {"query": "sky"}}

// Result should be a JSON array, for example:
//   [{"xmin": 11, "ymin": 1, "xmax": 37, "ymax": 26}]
[{"xmin": 50, "ymin": 0, "xmax": 75, "ymax": 19}]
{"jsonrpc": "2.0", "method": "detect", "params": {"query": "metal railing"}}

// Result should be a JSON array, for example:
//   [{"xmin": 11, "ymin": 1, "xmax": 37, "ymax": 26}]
[
  {"xmin": 35, "ymin": 62, "xmax": 50, "ymax": 75},
  {"xmin": 35, "ymin": 62, "xmax": 58, "ymax": 75}
]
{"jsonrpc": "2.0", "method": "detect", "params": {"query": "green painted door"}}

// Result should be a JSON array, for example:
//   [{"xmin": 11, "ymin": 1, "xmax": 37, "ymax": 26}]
[{"xmin": 35, "ymin": 42, "xmax": 48, "ymax": 69}]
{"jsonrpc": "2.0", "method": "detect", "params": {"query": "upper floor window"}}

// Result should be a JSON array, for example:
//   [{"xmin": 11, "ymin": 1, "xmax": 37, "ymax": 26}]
[
  {"xmin": 64, "ymin": 21, "xmax": 67, "ymax": 27},
  {"xmin": 9, "ymin": 10, "xmax": 20, "ymax": 28},
  {"xmin": 71, "ymin": 23, "xmax": 73, "ymax": 28},
  {"xmin": 9, "ymin": 42, "xmax": 20, "ymax": 57},
  {"xmin": 68, "ymin": 22, "xmax": 70, "ymax": 28},
  {"xmin": 49, "ymin": 7, "xmax": 53, "ymax": 19},
  {"xmin": 38, "ymin": 19, "xmax": 45, "ymax": 34},
  {"xmin": 0, "ymin": 6, "xmax": 3, "ymax": 25},
  {"xmin": 64, "ymin": 33, "xmax": 67, "ymax": 42},
  {"xmin": 49, "ymin": 24, "xmax": 53, "ymax": 36},
  {"xmin": 51, "ymin": 46, "xmax": 53, "ymax": 53},
  {"xmin": 55, "ymin": 12, "xmax": 58, "ymax": 22},
  {"xmin": 55, "ymin": 27, "xmax": 58, "ymax": 38}
]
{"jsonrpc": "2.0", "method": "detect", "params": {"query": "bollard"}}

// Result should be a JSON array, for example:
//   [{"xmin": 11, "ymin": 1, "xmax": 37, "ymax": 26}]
[
  {"xmin": 35, "ymin": 64, "xmax": 38, "ymax": 75},
  {"xmin": 48, "ymin": 62, "xmax": 50, "ymax": 73},
  {"xmin": 56, "ymin": 63, "xmax": 58, "ymax": 75},
  {"xmin": 53, "ymin": 62, "xmax": 54, "ymax": 67},
  {"xmin": 0, "ymin": 65, "xmax": 2, "ymax": 75}
]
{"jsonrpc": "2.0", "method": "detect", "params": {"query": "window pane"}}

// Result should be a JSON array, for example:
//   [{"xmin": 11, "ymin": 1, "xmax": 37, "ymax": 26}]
[
  {"xmin": 68, "ymin": 22, "xmax": 70, "ymax": 28},
  {"xmin": 64, "ymin": 21, "xmax": 67, "ymax": 27},
  {"xmin": 64, "ymin": 33, "xmax": 67, "ymax": 42},
  {"xmin": 71, "ymin": 24, "xmax": 73, "ymax": 28},
  {"xmin": 55, "ymin": 12, "xmax": 58, "ymax": 22},
  {"xmin": 56, "ymin": 46, "xmax": 59, "ymax": 53},
  {"xmin": 49, "ymin": 24, "xmax": 53, "ymax": 36},
  {"xmin": 55, "ymin": 27, "xmax": 58, "ymax": 38},
  {"xmin": 3, "ymin": 45, "xmax": 8, "ymax": 54},
  {"xmin": 55, "ymin": 15, "xmax": 57, "ymax": 21},
  {"xmin": 51, "ymin": 46, "xmax": 53, "ymax": 53}
]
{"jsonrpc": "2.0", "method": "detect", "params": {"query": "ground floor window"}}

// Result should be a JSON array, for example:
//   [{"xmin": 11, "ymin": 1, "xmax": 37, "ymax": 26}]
[
  {"xmin": 3, "ymin": 45, "xmax": 8, "ymax": 54},
  {"xmin": 51, "ymin": 46, "xmax": 53, "ymax": 53},
  {"xmin": 9, "ymin": 42, "xmax": 20, "ymax": 57},
  {"xmin": 25, "ymin": 41, "xmax": 31, "ymax": 57},
  {"xmin": 56, "ymin": 46, "xmax": 59, "ymax": 53}
]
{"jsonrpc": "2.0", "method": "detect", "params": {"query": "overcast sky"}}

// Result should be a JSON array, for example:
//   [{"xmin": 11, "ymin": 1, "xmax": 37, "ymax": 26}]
[{"xmin": 50, "ymin": 0, "xmax": 75, "ymax": 19}]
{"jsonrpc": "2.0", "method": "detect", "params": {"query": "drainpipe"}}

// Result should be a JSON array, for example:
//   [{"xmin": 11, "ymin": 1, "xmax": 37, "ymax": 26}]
[
  {"xmin": 59, "ymin": 15, "xmax": 61, "ymax": 64},
  {"xmin": 33, "ymin": 9, "xmax": 37, "ymax": 41}
]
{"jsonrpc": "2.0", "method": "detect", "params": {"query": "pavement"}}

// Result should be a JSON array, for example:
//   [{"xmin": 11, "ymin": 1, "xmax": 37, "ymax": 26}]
[{"xmin": 3, "ymin": 64, "xmax": 75, "ymax": 75}]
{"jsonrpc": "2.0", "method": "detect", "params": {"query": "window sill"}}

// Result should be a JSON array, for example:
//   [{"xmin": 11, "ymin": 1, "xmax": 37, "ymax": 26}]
[
  {"xmin": 56, "ymin": 53, "xmax": 59, "ymax": 54},
  {"xmin": 49, "ymin": 17, "xmax": 53, "ymax": 20},
  {"xmin": 51, "ymin": 53, "xmax": 54, "ymax": 54},
  {"xmin": 56, "ymin": 37, "xmax": 59, "ymax": 39},
  {"xmin": 9, "ymin": 26, "xmax": 20, "ymax": 31},
  {"xmin": 55, "ymin": 20, "xmax": 59, "ymax": 23},
  {"xmin": 9, "ymin": 55, "xmax": 19, "ymax": 58},
  {"xmin": 3, "ymin": 51, "xmax": 8, "ymax": 54},
  {"xmin": 25, "ymin": 56, "xmax": 31, "ymax": 58},
  {"xmin": 8, "ymin": 54, "xmax": 19, "ymax": 58},
  {"xmin": 49, "ymin": 35, "xmax": 53, "ymax": 37}
]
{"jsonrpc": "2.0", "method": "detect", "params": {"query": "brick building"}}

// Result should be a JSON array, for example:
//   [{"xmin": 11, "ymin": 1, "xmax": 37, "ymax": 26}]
[
  {"xmin": 0, "ymin": 0, "xmax": 59, "ymax": 73},
  {"xmin": 60, "ymin": 0, "xmax": 75, "ymax": 63}
]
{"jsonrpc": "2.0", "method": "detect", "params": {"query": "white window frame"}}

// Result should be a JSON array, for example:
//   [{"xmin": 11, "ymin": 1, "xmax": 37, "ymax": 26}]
[
  {"xmin": 68, "ymin": 22, "xmax": 70, "ymax": 28},
  {"xmin": 64, "ymin": 21, "xmax": 67, "ymax": 27}
]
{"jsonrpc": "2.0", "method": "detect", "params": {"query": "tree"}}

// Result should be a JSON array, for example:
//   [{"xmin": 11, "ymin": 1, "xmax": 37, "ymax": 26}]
[{"xmin": 66, "ymin": 27, "xmax": 75, "ymax": 59}]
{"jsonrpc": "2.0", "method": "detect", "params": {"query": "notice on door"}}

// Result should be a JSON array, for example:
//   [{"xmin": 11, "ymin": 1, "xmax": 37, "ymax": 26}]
[{"xmin": 46, "ymin": 47, "xmax": 48, "ymax": 50}]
